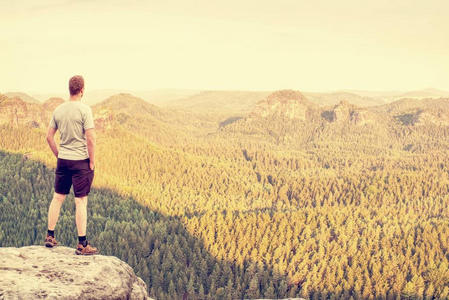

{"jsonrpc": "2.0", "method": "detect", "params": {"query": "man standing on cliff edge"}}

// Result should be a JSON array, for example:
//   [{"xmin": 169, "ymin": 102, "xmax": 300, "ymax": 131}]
[{"xmin": 44, "ymin": 75, "xmax": 99, "ymax": 255}]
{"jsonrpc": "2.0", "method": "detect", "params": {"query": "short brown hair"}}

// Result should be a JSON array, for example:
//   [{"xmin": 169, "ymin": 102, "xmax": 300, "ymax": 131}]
[{"xmin": 69, "ymin": 75, "xmax": 84, "ymax": 96}]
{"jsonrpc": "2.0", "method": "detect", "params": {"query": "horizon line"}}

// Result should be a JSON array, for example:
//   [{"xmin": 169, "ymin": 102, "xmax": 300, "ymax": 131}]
[{"xmin": 2, "ymin": 86, "xmax": 449, "ymax": 97}]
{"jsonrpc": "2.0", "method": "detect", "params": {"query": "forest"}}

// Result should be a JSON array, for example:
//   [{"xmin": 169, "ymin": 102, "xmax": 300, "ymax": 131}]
[{"xmin": 1, "ymin": 91, "xmax": 449, "ymax": 299}]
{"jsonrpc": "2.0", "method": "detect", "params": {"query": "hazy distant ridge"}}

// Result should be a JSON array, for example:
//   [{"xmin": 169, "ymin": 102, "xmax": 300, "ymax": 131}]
[
  {"xmin": 4, "ymin": 92, "xmax": 39, "ymax": 103},
  {"xmin": 32, "ymin": 89, "xmax": 201, "ymax": 106},
  {"xmin": 338, "ymin": 87, "xmax": 449, "ymax": 102},
  {"xmin": 3, "ymin": 87, "xmax": 449, "ymax": 113}
]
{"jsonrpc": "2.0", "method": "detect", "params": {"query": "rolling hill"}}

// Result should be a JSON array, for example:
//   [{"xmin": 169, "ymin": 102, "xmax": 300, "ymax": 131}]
[
  {"xmin": 4, "ymin": 92, "xmax": 40, "ymax": 103},
  {"xmin": 3, "ymin": 90, "xmax": 449, "ymax": 149},
  {"xmin": 32, "ymin": 89, "xmax": 201, "ymax": 106},
  {"xmin": 339, "ymin": 87, "xmax": 449, "ymax": 103},
  {"xmin": 161, "ymin": 90, "xmax": 272, "ymax": 114},
  {"xmin": 162, "ymin": 90, "xmax": 386, "ymax": 114},
  {"xmin": 303, "ymin": 91, "xmax": 384, "ymax": 107}
]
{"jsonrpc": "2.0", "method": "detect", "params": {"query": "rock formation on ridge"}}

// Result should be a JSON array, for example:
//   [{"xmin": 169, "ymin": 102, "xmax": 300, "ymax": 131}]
[
  {"xmin": 331, "ymin": 100, "xmax": 374, "ymax": 125},
  {"xmin": 249, "ymin": 90, "xmax": 316, "ymax": 120},
  {"xmin": 412, "ymin": 108, "xmax": 449, "ymax": 126}
]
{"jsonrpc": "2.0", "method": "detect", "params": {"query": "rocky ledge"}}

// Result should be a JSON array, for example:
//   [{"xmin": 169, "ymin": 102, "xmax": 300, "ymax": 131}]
[{"xmin": 0, "ymin": 246, "xmax": 151, "ymax": 300}]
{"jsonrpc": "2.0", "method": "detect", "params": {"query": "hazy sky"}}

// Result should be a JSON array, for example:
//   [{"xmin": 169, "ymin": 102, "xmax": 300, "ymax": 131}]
[{"xmin": 1, "ymin": 0, "xmax": 448, "ymax": 94}]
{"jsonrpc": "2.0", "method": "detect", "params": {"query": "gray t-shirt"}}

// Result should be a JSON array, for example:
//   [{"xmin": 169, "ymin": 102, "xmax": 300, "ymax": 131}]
[{"xmin": 49, "ymin": 101, "xmax": 95, "ymax": 160}]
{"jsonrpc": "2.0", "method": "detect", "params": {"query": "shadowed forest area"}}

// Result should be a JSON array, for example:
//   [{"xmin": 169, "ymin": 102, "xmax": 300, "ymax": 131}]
[{"xmin": 0, "ymin": 150, "xmax": 298, "ymax": 300}]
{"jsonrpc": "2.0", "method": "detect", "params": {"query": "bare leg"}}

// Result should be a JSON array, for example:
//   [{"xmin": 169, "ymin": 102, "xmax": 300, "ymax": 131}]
[
  {"xmin": 48, "ymin": 193, "xmax": 66, "ymax": 230},
  {"xmin": 75, "ymin": 196, "xmax": 88, "ymax": 237}
]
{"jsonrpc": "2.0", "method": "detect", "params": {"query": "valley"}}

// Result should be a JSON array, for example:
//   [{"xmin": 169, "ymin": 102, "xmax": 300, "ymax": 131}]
[{"xmin": 1, "ymin": 89, "xmax": 449, "ymax": 299}]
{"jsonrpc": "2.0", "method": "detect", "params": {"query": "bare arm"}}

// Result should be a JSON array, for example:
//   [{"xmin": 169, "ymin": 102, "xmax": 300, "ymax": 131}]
[
  {"xmin": 46, "ymin": 127, "xmax": 58, "ymax": 158},
  {"xmin": 86, "ymin": 128, "xmax": 95, "ymax": 170}
]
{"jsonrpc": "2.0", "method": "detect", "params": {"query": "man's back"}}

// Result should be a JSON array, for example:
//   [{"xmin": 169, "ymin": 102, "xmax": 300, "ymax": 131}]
[{"xmin": 50, "ymin": 101, "xmax": 94, "ymax": 160}]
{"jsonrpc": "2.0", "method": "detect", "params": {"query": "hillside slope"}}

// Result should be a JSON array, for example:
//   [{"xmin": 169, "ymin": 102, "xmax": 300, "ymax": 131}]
[{"xmin": 4, "ymin": 92, "xmax": 40, "ymax": 103}]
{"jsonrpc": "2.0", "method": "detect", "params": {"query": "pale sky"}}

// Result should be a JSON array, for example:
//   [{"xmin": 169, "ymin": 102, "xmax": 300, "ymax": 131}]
[{"xmin": 1, "ymin": 0, "xmax": 448, "ymax": 94}]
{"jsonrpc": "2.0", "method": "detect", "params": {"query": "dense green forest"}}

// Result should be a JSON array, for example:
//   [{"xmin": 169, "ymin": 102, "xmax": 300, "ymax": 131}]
[{"xmin": 1, "ymin": 92, "xmax": 449, "ymax": 299}]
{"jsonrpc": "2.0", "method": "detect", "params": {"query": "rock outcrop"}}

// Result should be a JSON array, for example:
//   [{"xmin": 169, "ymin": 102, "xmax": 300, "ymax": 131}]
[
  {"xmin": 350, "ymin": 109, "xmax": 373, "ymax": 126},
  {"xmin": 0, "ymin": 246, "xmax": 151, "ymax": 300},
  {"xmin": 0, "ymin": 97, "xmax": 30, "ymax": 126},
  {"xmin": 43, "ymin": 97, "xmax": 65, "ymax": 111},
  {"xmin": 412, "ymin": 108, "xmax": 449, "ymax": 126},
  {"xmin": 331, "ymin": 100, "xmax": 374, "ymax": 125},
  {"xmin": 0, "ymin": 96, "xmax": 57, "ymax": 128},
  {"xmin": 249, "ymin": 90, "xmax": 316, "ymax": 120},
  {"xmin": 94, "ymin": 107, "xmax": 116, "ymax": 130},
  {"xmin": 0, "ymin": 94, "xmax": 118, "ymax": 130}
]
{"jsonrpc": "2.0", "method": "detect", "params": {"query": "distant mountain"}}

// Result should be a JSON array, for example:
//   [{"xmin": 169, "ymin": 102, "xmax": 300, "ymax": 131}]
[
  {"xmin": 163, "ymin": 90, "xmax": 271, "ymax": 114},
  {"xmin": 219, "ymin": 90, "xmax": 449, "ymax": 130},
  {"xmin": 220, "ymin": 90, "xmax": 324, "ymax": 145},
  {"xmin": 244, "ymin": 90, "xmax": 378, "ymax": 126},
  {"xmin": 32, "ymin": 89, "xmax": 201, "ymax": 106},
  {"xmin": 25, "ymin": 87, "xmax": 449, "ymax": 110},
  {"xmin": 420, "ymin": 87, "xmax": 449, "ymax": 96},
  {"xmin": 370, "ymin": 98, "xmax": 449, "ymax": 127},
  {"xmin": 4, "ymin": 92, "xmax": 40, "ymax": 103},
  {"xmin": 399, "ymin": 91, "xmax": 439, "ymax": 98},
  {"xmin": 0, "ymin": 93, "xmax": 163, "ymax": 131},
  {"xmin": 33, "ymin": 93, "xmax": 66, "ymax": 102},
  {"xmin": 0, "ymin": 92, "xmax": 223, "ymax": 145},
  {"xmin": 219, "ymin": 91, "xmax": 447, "ymax": 147},
  {"xmin": 375, "ymin": 98, "xmax": 449, "ymax": 114},
  {"xmin": 304, "ymin": 92, "xmax": 384, "ymax": 107},
  {"xmin": 32, "ymin": 90, "xmax": 131, "ymax": 105},
  {"xmin": 79, "ymin": 90, "xmax": 122, "ymax": 106},
  {"xmin": 3, "ymin": 89, "xmax": 449, "ymax": 149},
  {"xmin": 94, "ymin": 93, "xmax": 161, "ymax": 115},
  {"xmin": 397, "ymin": 88, "xmax": 449, "ymax": 99},
  {"xmin": 84, "ymin": 89, "xmax": 201, "ymax": 106},
  {"xmin": 338, "ymin": 88, "xmax": 449, "ymax": 103},
  {"xmin": 131, "ymin": 89, "xmax": 202, "ymax": 106},
  {"xmin": 164, "ymin": 90, "xmax": 388, "ymax": 115},
  {"xmin": 337, "ymin": 89, "xmax": 402, "ymax": 99}
]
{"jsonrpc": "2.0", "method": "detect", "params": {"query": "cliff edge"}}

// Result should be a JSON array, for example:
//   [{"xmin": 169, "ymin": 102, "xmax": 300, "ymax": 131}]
[{"xmin": 0, "ymin": 246, "xmax": 152, "ymax": 300}]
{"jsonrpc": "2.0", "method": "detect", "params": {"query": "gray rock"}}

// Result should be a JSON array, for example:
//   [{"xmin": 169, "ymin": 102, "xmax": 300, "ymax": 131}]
[{"xmin": 0, "ymin": 246, "xmax": 152, "ymax": 300}]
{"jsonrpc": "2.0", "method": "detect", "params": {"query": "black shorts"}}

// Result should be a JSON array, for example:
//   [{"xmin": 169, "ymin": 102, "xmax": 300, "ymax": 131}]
[{"xmin": 55, "ymin": 158, "xmax": 94, "ymax": 197}]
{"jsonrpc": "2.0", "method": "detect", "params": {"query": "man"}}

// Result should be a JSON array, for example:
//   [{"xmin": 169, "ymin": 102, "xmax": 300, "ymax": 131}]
[{"xmin": 44, "ymin": 75, "xmax": 99, "ymax": 255}]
